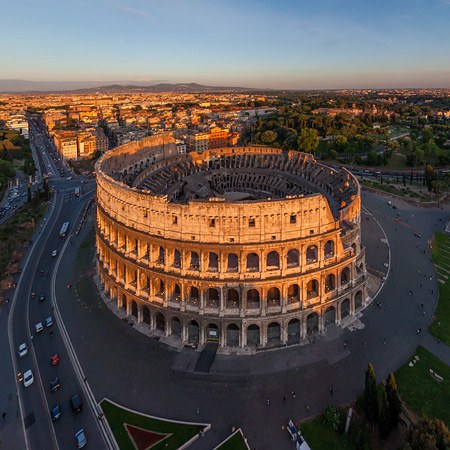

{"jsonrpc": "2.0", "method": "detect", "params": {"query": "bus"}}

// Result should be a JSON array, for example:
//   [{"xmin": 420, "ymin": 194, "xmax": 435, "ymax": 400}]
[
  {"xmin": 74, "ymin": 187, "xmax": 80, "ymax": 197},
  {"xmin": 59, "ymin": 221, "xmax": 70, "ymax": 238}
]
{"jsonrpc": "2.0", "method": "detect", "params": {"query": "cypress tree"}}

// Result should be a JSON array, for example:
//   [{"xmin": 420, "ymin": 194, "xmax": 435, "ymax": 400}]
[
  {"xmin": 379, "ymin": 387, "xmax": 390, "ymax": 438},
  {"xmin": 363, "ymin": 363, "xmax": 379, "ymax": 425},
  {"xmin": 386, "ymin": 372, "xmax": 402, "ymax": 431}
]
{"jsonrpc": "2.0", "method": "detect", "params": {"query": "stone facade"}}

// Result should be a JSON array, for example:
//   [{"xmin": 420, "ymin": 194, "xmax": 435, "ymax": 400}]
[{"xmin": 95, "ymin": 133, "xmax": 367, "ymax": 350}]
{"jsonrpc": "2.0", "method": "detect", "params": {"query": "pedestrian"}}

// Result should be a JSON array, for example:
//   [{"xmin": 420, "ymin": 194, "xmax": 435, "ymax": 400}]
[
  {"xmin": 283, "ymin": 396, "xmax": 286, "ymax": 403},
  {"xmin": 421, "ymin": 303, "xmax": 424, "ymax": 308},
  {"xmin": 383, "ymin": 337, "xmax": 387, "ymax": 345},
  {"xmin": 292, "ymin": 390, "xmax": 296, "ymax": 398},
  {"xmin": 363, "ymin": 340, "xmax": 367, "ymax": 348},
  {"xmin": 329, "ymin": 385, "xmax": 334, "ymax": 397},
  {"xmin": 2, "ymin": 412, "xmax": 6, "ymax": 420},
  {"xmin": 266, "ymin": 399, "xmax": 270, "ymax": 406},
  {"xmin": 344, "ymin": 340, "xmax": 348, "ymax": 349}
]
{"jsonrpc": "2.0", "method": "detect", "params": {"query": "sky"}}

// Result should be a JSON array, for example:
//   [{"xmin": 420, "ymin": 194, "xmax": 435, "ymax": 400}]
[{"xmin": 3, "ymin": 0, "xmax": 450, "ymax": 89}]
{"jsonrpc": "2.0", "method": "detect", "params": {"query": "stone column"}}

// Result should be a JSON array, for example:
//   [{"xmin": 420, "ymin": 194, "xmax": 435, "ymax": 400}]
[
  {"xmin": 137, "ymin": 306, "xmax": 143, "ymax": 323},
  {"xmin": 199, "ymin": 287, "xmax": 205, "ymax": 315},
  {"xmin": 282, "ymin": 323, "xmax": 288, "ymax": 345},
  {"xmin": 219, "ymin": 286, "xmax": 226, "ymax": 317},
  {"xmin": 260, "ymin": 287, "xmax": 267, "ymax": 317}
]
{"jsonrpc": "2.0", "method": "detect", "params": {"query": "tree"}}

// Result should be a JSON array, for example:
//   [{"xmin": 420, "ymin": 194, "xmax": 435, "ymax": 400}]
[
  {"xmin": 261, "ymin": 130, "xmax": 278, "ymax": 144},
  {"xmin": 424, "ymin": 164, "xmax": 436, "ymax": 192},
  {"xmin": 408, "ymin": 418, "xmax": 450, "ymax": 450},
  {"xmin": 385, "ymin": 372, "xmax": 402, "ymax": 431},
  {"xmin": 378, "ymin": 388, "xmax": 390, "ymax": 438},
  {"xmin": 297, "ymin": 128, "xmax": 319, "ymax": 153},
  {"xmin": 363, "ymin": 363, "xmax": 378, "ymax": 426}
]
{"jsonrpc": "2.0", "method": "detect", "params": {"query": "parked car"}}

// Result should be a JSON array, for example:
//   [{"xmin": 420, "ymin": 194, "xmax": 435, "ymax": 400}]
[
  {"xmin": 35, "ymin": 322, "xmax": 44, "ymax": 333},
  {"xmin": 70, "ymin": 393, "xmax": 82, "ymax": 414},
  {"xmin": 23, "ymin": 370, "xmax": 34, "ymax": 387},
  {"xmin": 50, "ymin": 404, "xmax": 61, "ymax": 421},
  {"xmin": 50, "ymin": 354, "xmax": 61, "ymax": 366},
  {"xmin": 45, "ymin": 316, "xmax": 54, "ymax": 327},
  {"xmin": 75, "ymin": 429, "xmax": 87, "ymax": 448},
  {"xmin": 50, "ymin": 377, "xmax": 61, "ymax": 392},
  {"xmin": 18, "ymin": 343, "xmax": 28, "ymax": 358}
]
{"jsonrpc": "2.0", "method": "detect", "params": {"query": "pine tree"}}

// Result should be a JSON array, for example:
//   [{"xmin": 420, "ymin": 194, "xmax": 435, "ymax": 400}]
[
  {"xmin": 386, "ymin": 372, "xmax": 402, "ymax": 431},
  {"xmin": 363, "ymin": 363, "xmax": 379, "ymax": 425},
  {"xmin": 379, "ymin": 387, "xmax": 390, "ymax": 438}
]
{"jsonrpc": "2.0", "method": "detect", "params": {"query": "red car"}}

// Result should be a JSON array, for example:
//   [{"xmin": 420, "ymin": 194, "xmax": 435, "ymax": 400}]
[{"xmin": 50, "ymin": 354, "xmax": 61, "ymax": 366}]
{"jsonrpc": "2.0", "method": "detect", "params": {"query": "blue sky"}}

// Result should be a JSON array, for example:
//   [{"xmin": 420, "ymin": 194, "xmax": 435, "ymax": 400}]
[{"xmin": 3, "ymin": 0, "xmax": 450, "ymax": 88}]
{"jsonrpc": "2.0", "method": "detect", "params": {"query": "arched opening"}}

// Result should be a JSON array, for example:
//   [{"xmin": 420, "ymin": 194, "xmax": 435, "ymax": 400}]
[
  {"xmin": 307, "ymin": 312, "xmax": 319, "ymax": 334},
  {"xmin": 208, "ymin": 252, "xmax": 219, "ymax": 271},
  {"xmin": 158, "ymin": 246, "xmax": 165, "ymax": 264},
  {"xmin": 189, "ymin": 287, "xmax": 199, "ymax": 306},
  {"xmin": 325, "ymin": 274, "xmax": 336, "ymax": 293},
  {"xmin": 189, "ymin": 252, "xmax": 200, "ymax": 270},
  {"xmin": 324, "ymin": 240, "xmax": 335, "ymax": 258},
  {"xmin": 206, "ymin": 323, "xmax": 219, "ymax": 342},
  {"xmin": 227, "ymin": 324, "xmax": 239, "ymax": 347},
  {"xmin": 267, "ymin": 322, "xmax": 281, "ymax": 345},
  {"xmin": 351, "ymin": 243, "xmax": 357, "ymax": 254},
  {"xmin": 188, "ymin": 320, "xmax": 199, "ymax": 343},
  {"xmin": 324, "ymin": 306, "xmax": 336, "ymax": 325},
  {"xmin": 227, "ymin": 253, "xmax": 239, "ymax": 272},
  {"xmin": 121, "ymin": 294, "xmax": 127, "ymax": 310},
  {"xmin": 287, "ymin": 249, "xmax": 299, "ymax": 268},
  {"xmin": 172, "ymin": 284, "xmax": 181, "ymax": 302},
  {"xmin": 171, "ymin": 317, "xmax": 182, "ymax": 337},
  {"xmin": 341, "ymin": 298, "xmax": 350, "ymax": 318},
  {"xmin": 288, "ymin": 284, "xmax": 300, "ymax": 303},
  {"xmin": 306, "ymin": 245, "xmax": 318, "ymax": 263},
  {"xmin": 131, "ymin": 301, "xmax": 138, "ymax": 318},
  {"xmin": 267, "ymin": 287, "xmax": 281, "ymax": 306},
  {"xmin": 154, "ymin": 279, "xmax": 165, "ymax": 299},
  {"xmin": 247, "ymin": 289, "xmax": 260, "ymax": 309},
  {"xmin": 341, "ymin": 267, "xmax": 351, "ymax": 285},
  {"xmin": 227, "ymin": 288, "xmax": 240, "ymax": 309},
  {"xmin": 266, "ymin": 251, "xmax": 280, "ymax": 270},
  {"xmin": 173, "ymin": 249, "xmax": 181, "ymax": 268},
  {"xmin": 355, "ymin": 290, "xmax": 363, "ymax": 309},
  {"xmin": 288, "ymin": 319, "xmax": 300, "ymax": 344},
  {"xmin": 207, "ymin": 288, "xmax": 219, "ymax": 308},
  {"xmin": 142, "ymin": 306, "xmax": 150, "ymax": 325},
  {"xmin": 155, "ymin": 312, "xmax": 165, "ymax": 332},
  {"xmin": 246, "ymin": 253, "xmax": 259, "ymax": 272},
  {"xmin": 307, "ymin": 279, "xmax": 319, "ymax": 298},
  {"xmin": 247, "ymin": 324, "xmax": 260, "ymax": 347}
]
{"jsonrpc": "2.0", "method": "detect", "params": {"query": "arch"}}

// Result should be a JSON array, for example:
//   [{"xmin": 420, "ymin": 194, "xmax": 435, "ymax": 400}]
[
  {"xmin": 189, "ymin": 251, "xmax": 200, "ymax": 270},
  {"xmin": 246, "ymin": 253, "xmax": 259, "ymax": 272},
  {"xmin": 173, "ymin": 249, "xmax": 181, "ymax": 268},
  {"xmin": 341, "ymin": 298, "xmax": 350, "ymax": 318},
  {"xmin": 227, "ymin": 253, "xmax": 239, "ymax": 272},
  {"xmin": 287, "ymin": 249, "xmax": 299, "ymax": 268},
  {"xmin": 131, "ymin": 300, "xmax": 138, "ymax": 318},
  {"xmin": 266, "ymin": 251, "xmax": 280, "ymax": 270},
  {"xmin": 188, "ymin": 320, "xmax": 199, "ymax": 343},
  {"xmin": 306, "ymin": 279, "xmax": 319, "ymax": 298},
  {"xmin": 325, "ymin": 274, "xmax": 336, "ymax": 292},
  {"xmin": 189, "ymin": 286, "xmax": 199, "ymax": 306},
  {"xmin": 227, "ymin": 323, "xmax": 239, "ymax": 347},
  {"xmin": 287, "ymin": 284, "xmax": 300, "ymax": 303},
  {"xmin": 154, "ymin": 278, "xmax": 165, "ymax": 299},
  {"xmin": 306, "ymin": 245, "xmax": 318, "ymax": 263},
  {"xmin": 142, "ymin": 305, "xmax": 150, "ymax": 325},
  {"xmin": 207, "ymin": 288, "xmax": 220, "ymax": 308},
  {"xmin": 287, "ymin": 318, "xmax": 300, "ymax": 344},
  {"xmin": 355, "ymin": 290, "xmax": 363, "ymax": 309},
  {"xmin": 158, "ymin": 246, "xmax": 165, "ymax": 264},
  {"xmin": 155, "ymin": 312, "xmax": 165, "ymax": 332},
  {"xmin": 267, "ymin": 322, "xmax": 281, "ymax": 345},
  {"xmin": 324, "ymin": 306, "xmax": 336, "ymax": 325},
  {"xmin": 227, "ymin": 288, "xmax": 240, "ymax": 309},
  {"xmin": 120, "ymin": 293, "xmax": 127, "ymax": 310},
  {"xmin": 267, "ymin": 287, "xmax": 280, "ymax": 306},
  {"xmin": 341, "ymin": 266, "xmax": 351, "ymax": 285},
  {"xmin": 246, "ymin": 289, "xmax": 260, "ymax": 309},
  {"xmin": 206, "ymin": 323, "xmax": 219, "ymax": 342},
  {"xmin": 247, "ymin": 324, "xmax": 260, "ymax": 347},
  {"xmin": 172, "ymin": 283, "xmax": 181, "ymax": 302},
  {"xmin": 324, "ymin": 240, "xmax": 335, "ymax": 258},
  {"xmin": 208, "ymin": 252, "xmax": 219, "ymax": 271},
  {"xmin": 351, "ymin": 243, "xmax": 357, "ymax": 254},
  {"xmin": 171, "ymin": 317, "xmax": 182, "ymax": 337},
  {"xmin": 306, "ymin": 312, "xmax": 319, "ymax": 334}
]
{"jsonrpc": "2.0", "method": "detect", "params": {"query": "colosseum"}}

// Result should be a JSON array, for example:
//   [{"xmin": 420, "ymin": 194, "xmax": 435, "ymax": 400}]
[{"xmin": 95, "ymin": 134, "xmax": 367, "ymax": 351}]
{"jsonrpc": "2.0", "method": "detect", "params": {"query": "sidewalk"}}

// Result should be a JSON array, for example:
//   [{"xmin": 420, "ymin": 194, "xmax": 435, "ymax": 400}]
[{"xmin": 422, "ymin": 332, "xmax": 450, "ymax": 367}]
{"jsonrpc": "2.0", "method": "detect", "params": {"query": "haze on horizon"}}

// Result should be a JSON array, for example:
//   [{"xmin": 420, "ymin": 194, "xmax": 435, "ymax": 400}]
[{"xmin": 3, "ymin": 0, "xmax": 450, "ymax": 90}]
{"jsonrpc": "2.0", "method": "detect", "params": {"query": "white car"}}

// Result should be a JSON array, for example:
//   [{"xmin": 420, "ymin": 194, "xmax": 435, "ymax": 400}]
[
  {"xmin": 35, "ymin": 322, "xmax": 44, "ymax": 333},
  {"xmin": 18, "ymin": 343, "xmax": 28, "ymax": 358},
  {"xmin": 23, "ymin": 370, "xmax": 34, "ymax": 387},
  {"xmin": 51, "ymin": 249, "xmax": 58, "ymax": 257}
]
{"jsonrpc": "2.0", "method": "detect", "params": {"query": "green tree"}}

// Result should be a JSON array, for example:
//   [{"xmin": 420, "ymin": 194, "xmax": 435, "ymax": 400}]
[
  {"xmin": 385, "ymin": 372, "xmax": 402, "ymax": 431},
  {"xmin": 297, "ymin": 128, "xmax": 319, "ymax": 153},
  {"xmin": 378, "ymin": 388, "xmax": 390, "ymax": 438},
  {"xmin": 261, "ymin": 130, "xmax": 278, "ymax": 144},
  {"xmin": 408, "ymin": 418, "xmax": 450, "ymax": 450},
  {"xmin": 363, "ymin": 363, "xmax": 378, "ymax": 426},
  {"xmin": 424, "ymin": 164, "xmax": 436, "ymax": 192}
]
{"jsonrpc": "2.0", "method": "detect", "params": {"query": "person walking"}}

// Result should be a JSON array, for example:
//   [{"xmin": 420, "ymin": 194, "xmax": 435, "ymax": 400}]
[
  {"xmin": 329, "ymin": 385, "xmax": 334, "ymax": 397},
  {"xmin": 2, "ymin": 412, "xmax": 6, "ymax": 420}
]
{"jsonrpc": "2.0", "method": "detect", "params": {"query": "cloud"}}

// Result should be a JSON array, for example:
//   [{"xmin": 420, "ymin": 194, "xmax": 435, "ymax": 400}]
[{"xmin": 108, "ymin": 2, "xmax": 149, "ymax": 20}]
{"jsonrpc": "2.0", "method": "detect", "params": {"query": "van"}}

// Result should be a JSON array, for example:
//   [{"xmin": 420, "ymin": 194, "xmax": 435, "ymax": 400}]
[{"xmin": 70, "ymin": 393, "xmax": 83, "ymax": 414}]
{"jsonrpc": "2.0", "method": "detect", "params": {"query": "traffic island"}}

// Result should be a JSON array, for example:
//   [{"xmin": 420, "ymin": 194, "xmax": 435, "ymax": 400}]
[{"xmin": 100, "ymin": 398, "xmax": 210, "ymax": 450}]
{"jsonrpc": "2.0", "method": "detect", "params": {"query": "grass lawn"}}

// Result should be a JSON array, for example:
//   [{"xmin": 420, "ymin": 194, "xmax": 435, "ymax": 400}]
[
  {"xmin": 100, "ymin": 399, "xmax": 207, "ymax": 450},
  {"xmin": 76, "ymin": 228, "xmax": 96, "ymax": 274},
  {"xmin": 300, "ymin": 415, "xmax": 346, "ymax": 450},
  {"xmin": 395, "ymin": 346, "xmax": 450, "ymax": 428},
  {"xmin": 215, "ymin": 429, "xmax": 249, "ymax": 450},
  {"xmin": 429, "ymin": 232, "xmax": 450, "ymax": 345}
]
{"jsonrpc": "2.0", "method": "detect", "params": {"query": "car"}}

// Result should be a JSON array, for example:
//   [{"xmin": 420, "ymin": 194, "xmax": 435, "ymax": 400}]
[
  {"xmin": 45, "ymin": 316, "xmax": 54, "ymax": 327},
  {"xmin": 35, "ymin": 322, "xmax": 44, "ymax": 333},
  {"xmin": 23, "ymin": 370, "xmax": 34, "ymax": 387},
  {"xmin": 70, "ymin": 393, "xmax": 83, "ymax": 414},
  {"xmin": 50, "ymin": 404, "xmax": 61, "ymax": 421},
  {"xmin": 39, "ymin": 293, "xmax": 46, "ymax": 302},
  {"xmin": 414, "ymin": 232, "xmax": 422, "ymax": 238},
  {"xmin": 31, "ymin": 292, "xmax": 36, "ymax": 299},
  {"xmin": 50, "ymin": 354, "xmax": 61, "ymax": 366},
  {"xmin": 50, "ymin": 377, "xmax": 61, "ymax": 392},
  {"xmin": 75, "ymin": 429, "xmax": 87, "ymax": 448},
  {"xmin": 18, "ymin": 343, "xmax": 28, "ymax": 358},
  {"xmin": 51, "ymin": 249, "xmax": 58, "ymax": 257}
]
